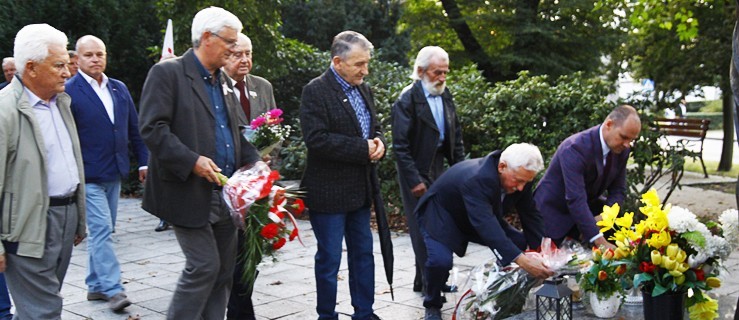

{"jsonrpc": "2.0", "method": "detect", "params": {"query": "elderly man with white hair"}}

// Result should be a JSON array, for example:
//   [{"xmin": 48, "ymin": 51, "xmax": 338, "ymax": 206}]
[
  {"xmin": 138, "ymin": 7, "xmax": 260, "ymax": 320},
  {"xmin": 391, "ymin": 46, "xmax": 465, "ymax": 295},
  {"xmin": 0, "ymin": 57, "xmax": 16, "ymax": 90},
  {"xmin": 0, "ymin": 23, "xmax": 86, "ymax": 319},
  {"xmin": 415, "ymin": 143, "xmax": 554, "ymax": 320}
]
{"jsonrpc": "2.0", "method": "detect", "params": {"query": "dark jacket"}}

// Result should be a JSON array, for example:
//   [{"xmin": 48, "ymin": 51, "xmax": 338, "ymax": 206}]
[
  {"xmin": 299, "ymin": 69, "xmax": 385, "ymax": 212},
  {"xmin": 415, "ymin": 151, "xmax": 545, "ymax": 266},
  {"xmin": 534, "ymin": 125, "xmax": 629, "ymax": 240},
  {"xmin": 67, "ymin": 73, "xmax": 148, "ymax": 183},
  {"xmin": 392, "ymin": 80, "xmax": 464, "ymax": 188},
  {"xmin": 138, "ymin": 49, "xmax": 260, "ymax": 227}
]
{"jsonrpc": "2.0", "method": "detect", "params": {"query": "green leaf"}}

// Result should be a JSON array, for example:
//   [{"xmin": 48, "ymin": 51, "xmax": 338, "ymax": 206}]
[
  {"xmin": 652, "ymin": 284, "xmax": 669, "ymax": 296},
  {"xmin": 681, "ymin": 231, "xmax": 706, "ymax": 248},
  {"xmin": 633, "ymin": 273, "xmax": 653, "ymax": 287}
]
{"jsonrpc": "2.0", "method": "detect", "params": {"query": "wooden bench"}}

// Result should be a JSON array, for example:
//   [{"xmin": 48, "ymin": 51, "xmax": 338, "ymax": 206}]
[{"xmin": 654, "ymin": 117, "xmax": 711, "ymax": 178}]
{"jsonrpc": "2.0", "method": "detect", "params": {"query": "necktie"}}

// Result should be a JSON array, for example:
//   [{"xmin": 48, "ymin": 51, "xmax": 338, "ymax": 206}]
[
  {"xmin": 603, "ymin": 152, "xmax": 614, "ymax": 181},
  {"xmin": 235, "ymin": 80, "xmax": 251, "ymax": 121}
]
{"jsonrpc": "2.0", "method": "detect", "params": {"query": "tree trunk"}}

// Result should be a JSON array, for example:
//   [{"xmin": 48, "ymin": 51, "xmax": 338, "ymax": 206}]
[
  {"xmin": 439, "ymin": 0, "xmax": 503, "ymax": 82},
  {"xmin": 719, "ymin": 89, "xmax": 734, "ymax": 171}
]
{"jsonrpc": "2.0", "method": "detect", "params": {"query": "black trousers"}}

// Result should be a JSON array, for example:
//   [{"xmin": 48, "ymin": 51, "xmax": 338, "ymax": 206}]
[{"xmin": 227, "ymin": 231, "xmax": 256, "ymax": 320}]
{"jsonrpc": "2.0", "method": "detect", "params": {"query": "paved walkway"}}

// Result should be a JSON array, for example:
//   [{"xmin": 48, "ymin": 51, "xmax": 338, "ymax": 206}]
[{"xmin": 52, "ymin": 175, "xmax": 739, "ymax": 319}]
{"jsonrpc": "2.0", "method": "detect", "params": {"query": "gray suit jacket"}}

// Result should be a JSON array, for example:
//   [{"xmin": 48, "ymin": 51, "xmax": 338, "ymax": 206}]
[
  {"xmin": 244, "ymin": 74, "xmax": 276, "ymax": 119},
  {"xmin": 138, "ymin": 49, "xmax": 260, "ymax": 228}
]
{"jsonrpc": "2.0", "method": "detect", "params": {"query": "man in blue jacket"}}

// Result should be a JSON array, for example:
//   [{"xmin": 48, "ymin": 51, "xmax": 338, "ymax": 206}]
[
  {"xmin": 67, "ymin": 35, "xmax": 148, "ymax": 312},
  {"xmin": 416, "ymin": 143, "xmax": 554, "ymax": 320}
]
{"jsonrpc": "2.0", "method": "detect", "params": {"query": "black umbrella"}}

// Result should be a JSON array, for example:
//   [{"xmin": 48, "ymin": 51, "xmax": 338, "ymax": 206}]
[{"xmin": 371, "ymin": 166, "xmax": 394, "ymax": 301}]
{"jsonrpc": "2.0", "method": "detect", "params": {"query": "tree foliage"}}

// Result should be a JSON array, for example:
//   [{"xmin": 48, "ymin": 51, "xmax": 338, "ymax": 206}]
[
  {"xmin": 280, "ymin": 0, "xmax": 410, "ymax": 64},
  {"xmin": 601, "ymin": 0, "xmax": 735, "ymax": 171},
  {"xmin": 0, "ymin": 0, "xmax": 161, "ymax": 101},
  {"xmin": 400, "ymin": 0, "xmax": 624, "ymax": 83}
]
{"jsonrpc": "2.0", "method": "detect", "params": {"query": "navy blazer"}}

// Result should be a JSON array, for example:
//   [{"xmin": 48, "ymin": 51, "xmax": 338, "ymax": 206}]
[
  {"xmin": 299, "ymin": 69, "xmax": 385, "ymax": 212},
  {"xmin": 415, "ymin": 151, "xmax": 544, "ymax": 266},
  {"xmin": 67, "ymin": 73, "xmax": 148, "ymax": 183},
  {"xmin": 534, "ymin": 125, "xmax": 629, "ymax": 241}
]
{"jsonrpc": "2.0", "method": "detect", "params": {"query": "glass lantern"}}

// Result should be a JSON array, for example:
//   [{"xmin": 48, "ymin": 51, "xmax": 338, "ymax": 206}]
[{"xmin": 535, "ymin": 277, "xmax": 573, "ymax": 320}]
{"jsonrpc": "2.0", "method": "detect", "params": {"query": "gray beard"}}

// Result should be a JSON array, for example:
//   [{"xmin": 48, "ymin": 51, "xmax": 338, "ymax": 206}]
[{"xmin": 421, "ymin": 78, "xmax": 445, "ymax": 96}]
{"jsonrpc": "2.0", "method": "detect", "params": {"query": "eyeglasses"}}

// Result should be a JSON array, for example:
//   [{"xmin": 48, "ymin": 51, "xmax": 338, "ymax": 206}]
[{"xmin": 211, "ymin": 33, "xmax": 238, "ymax": 49}]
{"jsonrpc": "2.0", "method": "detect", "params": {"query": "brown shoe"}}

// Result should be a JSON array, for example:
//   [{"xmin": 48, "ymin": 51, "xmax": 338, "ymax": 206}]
[{"xmin": 108, "ymin": 292, "xmax": 131, "ymax": 312}]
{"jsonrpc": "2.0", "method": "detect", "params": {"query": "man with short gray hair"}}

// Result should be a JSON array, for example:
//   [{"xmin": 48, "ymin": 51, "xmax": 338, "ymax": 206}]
[
  {"xmin": 300, "ymin": 30, "xmax": 385, "ymax": 320},
  {"xmin": 392, "ymin": 46, "xmax": 464, "ymax": 294},
  {"xmin": 415, "ymin": 143, "xmax": 553, "ymax": 320},
  {"xmin": 0, "ymin": 58, "xmax": 16, "ymax": 90},
  {"xmin": 0, "ymin": 23, "xmax": 86, "ymax": 319},
  {"xmin": 139, "ymin": 7, "xmax": 260, "ymax": 319}
]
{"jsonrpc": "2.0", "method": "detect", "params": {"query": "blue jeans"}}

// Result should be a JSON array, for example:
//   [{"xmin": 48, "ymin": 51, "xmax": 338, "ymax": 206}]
[
  {"xmin": 310, "ymin": 207, "xmax": 374, "ymax": 320},
  {"xmin": 0, "ymin": 273, "xmax": 11, "ymax": 319},
  {"xmin": 85, "ymin": 179, "xmax": 124, "ymax": 297}
]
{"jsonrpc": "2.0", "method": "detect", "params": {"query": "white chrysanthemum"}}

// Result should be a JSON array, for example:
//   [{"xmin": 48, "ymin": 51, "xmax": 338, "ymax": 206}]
[
  {"xmin": 668, "ymin": 206, "xmax": 703, "ymax": 234},
  {"xmin": 706, "ymin": 235, "xmax": 732, "ymax": 261},
  {"xmin": 719, "ymin": 209, "xmax": 739, "ymax": 249}
]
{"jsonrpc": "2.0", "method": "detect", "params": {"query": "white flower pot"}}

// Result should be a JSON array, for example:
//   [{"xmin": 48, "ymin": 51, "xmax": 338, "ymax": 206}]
[{"xmin": 589, "ymin": 292, "xmax": 621, "ymax": 318}]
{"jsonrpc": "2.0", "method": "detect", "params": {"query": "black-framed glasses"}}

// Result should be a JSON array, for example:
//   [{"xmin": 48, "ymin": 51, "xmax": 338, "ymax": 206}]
[{"xmin": 211, "ymin": 33, "xmax": 238, "ymax": 48}]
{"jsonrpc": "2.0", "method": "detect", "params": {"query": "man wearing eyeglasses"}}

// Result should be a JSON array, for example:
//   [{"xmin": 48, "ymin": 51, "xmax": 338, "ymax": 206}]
[
  {"xmin": 222, "ymin": 32, "xmax": 276, "ymax": 320},
  {"xmin": 138, "ymin": 7, "xmax": 260, "ymax": 320}
]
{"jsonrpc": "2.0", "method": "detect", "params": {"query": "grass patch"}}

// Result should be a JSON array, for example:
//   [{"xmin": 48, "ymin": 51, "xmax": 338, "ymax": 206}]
[
  {"xmin": 683, "ymin": 158, "xmax": 739, "ymax": 178},
  {"xmin": 700, "ymin": 99, "xmax": 722, "ymax": 113}
]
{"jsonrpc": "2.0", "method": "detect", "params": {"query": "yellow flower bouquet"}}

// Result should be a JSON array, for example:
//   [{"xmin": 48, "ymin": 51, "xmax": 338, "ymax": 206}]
[{"xmin": 595, "ymin": 189, "xmax": 738, "ymax": 320}]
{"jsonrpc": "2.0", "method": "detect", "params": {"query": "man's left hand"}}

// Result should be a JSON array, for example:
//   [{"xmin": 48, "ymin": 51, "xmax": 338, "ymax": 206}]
[
  {"xmin": 73, "ymin": 234, "xmax": 85, "ymax": 246},
  {"xmin": 370, "ymin": 137, "xmax": 384, "ymax": 161}
]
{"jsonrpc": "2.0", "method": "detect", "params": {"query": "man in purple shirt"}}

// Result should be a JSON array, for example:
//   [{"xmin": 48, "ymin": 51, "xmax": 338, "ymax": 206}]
[{"xmin": 0, "ymin": 23, "xmax": 86, "ymax": 319}]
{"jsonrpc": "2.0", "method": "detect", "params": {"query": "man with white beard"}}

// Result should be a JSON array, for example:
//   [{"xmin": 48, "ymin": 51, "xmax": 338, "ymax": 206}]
[{"xmin": 391, "ymin": 45, "xmax": 465, "ymax": 296}]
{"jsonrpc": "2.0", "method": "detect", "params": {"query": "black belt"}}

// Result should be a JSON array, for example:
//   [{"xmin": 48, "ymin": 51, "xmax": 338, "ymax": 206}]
[{"xmin": 49, "ymin": 195, "xmax": 76, "ymax": 207}]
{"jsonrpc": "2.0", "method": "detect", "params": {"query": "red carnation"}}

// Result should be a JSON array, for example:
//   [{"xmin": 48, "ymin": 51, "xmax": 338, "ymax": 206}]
[
  {"xmin": 694, "ymin": 268, "xmax": 705, "ymax": 281},
  {"xmin": 272, "ymin": 237, "xmax": 287, "ymax": 250},
  {"xmin": 259, "ymin": 179, "xmax": 273, "ymax": 199},
  {"xmin": 639, "ymin": 262, "xmax": 656, "ymax": 274},
  {"xmin": 260, "ymin": 223, "xmax": 279, "ymax": 239},
  {"xmin": 291, "ymin": 198, "xmax": 305, "ymax": 215}
]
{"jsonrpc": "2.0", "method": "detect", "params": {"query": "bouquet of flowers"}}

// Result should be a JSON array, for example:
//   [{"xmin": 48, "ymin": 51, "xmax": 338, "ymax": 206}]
[
  {"xmin": 245, "ymin": 109, "xmax": 291, "ymax": 157},
  {"xmin": 219, "ymin": 161, "xmax": 305, "ymax": 288},
  {"xmin": 577, "ymin": 246, "xmax": 630, "ymax": 300},
  {"xmin": 453, "ymin": 238, "xmax": 588, "ymax": 320},
  {"xmin": 595, "ymin": 188, "xmax": 739, "ymax": 320}
]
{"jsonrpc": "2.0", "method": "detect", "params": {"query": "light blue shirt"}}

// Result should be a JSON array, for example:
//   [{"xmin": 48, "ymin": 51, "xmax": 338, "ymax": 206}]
[
  {"xmin": 26, "ymin": 88, "xmax": 80, "ymax": 197},
  {"xmin": 422, "ymin": 85, "xmax": 445, "ymax": 146}
]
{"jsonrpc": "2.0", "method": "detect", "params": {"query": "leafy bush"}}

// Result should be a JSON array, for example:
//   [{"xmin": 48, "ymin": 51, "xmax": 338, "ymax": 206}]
[{"xmin": 454, "ymin": 70, "xmax": 614, "ymax": 162}]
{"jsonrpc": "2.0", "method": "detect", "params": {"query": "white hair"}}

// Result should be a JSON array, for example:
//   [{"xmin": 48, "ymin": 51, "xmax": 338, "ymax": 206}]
[
  {"xmin": 14, "ymin": 24, "xmax": 68, "ymax": 76},
  {"xmin": 2, "ymin": 57, "xmax": 14, "ymax": 68},
  {"xmin": 237, "ymin": 33, "xmax": 252, "ymax": 50},
  {"xmin": 411, "ymin": 46, "xmax": 449, "ymax": 81},
  {"xmin": 191, "ymin": 7, "xmax": 243, "ymax": 47},
  {"xmin": 500, "ymin": 143, "xmax": 544, "ymax": 172}
]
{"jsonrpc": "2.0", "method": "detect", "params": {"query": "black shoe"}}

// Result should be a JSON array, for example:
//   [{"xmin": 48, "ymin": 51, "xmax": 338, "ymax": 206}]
[
  {"xmin": 155, "ymin": 220, "xmax": 170, "ymax": 232},
  {"xmin": 441, "ymin": 284, "xmax": 458, "ymax": 293},
  {"xmin": 369, "ymin": 313, "xmax": 382, "ymax": 320}
]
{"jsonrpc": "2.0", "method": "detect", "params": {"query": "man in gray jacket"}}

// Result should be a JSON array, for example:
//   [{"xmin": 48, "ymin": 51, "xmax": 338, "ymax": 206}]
[{"xmin": 0, "ymin": 23, "xmax": 86, "ymax": 319}]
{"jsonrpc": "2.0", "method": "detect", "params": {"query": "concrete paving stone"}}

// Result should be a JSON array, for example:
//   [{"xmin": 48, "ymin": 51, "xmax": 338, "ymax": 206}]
[
  {"xmin": 42, "ymin": 185, "xmax": 739, "ymax": 319},
  {"xmin": 252, "ymin": 297, "xmax": 314, "ymax": 319}
]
